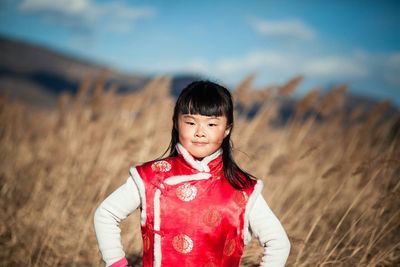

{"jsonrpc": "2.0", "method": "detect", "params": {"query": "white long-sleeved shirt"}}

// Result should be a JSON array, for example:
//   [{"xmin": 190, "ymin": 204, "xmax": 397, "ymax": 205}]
[{"xmin": 94, "ymin": 176, "xmax": 290, "ymax": 266}]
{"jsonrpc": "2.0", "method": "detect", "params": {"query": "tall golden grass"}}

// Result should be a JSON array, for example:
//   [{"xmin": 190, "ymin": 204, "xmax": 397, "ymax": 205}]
[{"xmin": 0, "ymin": 74, "xmax": 399, "ymax": 266}]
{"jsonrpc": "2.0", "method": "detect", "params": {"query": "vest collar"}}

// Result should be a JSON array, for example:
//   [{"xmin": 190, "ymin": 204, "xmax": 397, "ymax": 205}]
[{"xmin": 176, "ymin": 143, "xmax": 222, "ymax": 173}]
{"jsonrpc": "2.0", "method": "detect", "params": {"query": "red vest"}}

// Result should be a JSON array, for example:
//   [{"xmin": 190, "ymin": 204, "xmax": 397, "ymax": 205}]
[{"xmin": 130, "ymin": 145, "xmax": 261, "ymax": 267}]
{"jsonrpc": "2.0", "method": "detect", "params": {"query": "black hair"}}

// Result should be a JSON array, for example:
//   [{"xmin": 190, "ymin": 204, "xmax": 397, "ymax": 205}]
[{"xmin": 167, "ymin": 80, "xmax": 256, "ymax": 190}]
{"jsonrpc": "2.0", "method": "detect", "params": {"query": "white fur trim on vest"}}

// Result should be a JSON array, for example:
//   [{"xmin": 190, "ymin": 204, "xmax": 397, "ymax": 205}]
[
  {"xmin": 129, "ymin": 167, "xmax": 147, "ymax": 226},
  {"xmin": 176, "ymin": 143, "xmax": 221, "ymax": 172},
  {"xmin": 164, "ymin": 173, "xmax": 211, "ymax": 185},
  {"xmin": 154, "ymin": 187, "xmax": 162, "ymax": 267},
  {"xmin": 243, "ymin": 179, "xmax": 264, "ymax": 245}
]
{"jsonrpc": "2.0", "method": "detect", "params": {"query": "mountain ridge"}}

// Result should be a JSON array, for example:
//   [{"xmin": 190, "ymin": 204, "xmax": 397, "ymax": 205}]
[{"xmin": 0, "ymin": 35, "xmax": 152, "ymax": 107}]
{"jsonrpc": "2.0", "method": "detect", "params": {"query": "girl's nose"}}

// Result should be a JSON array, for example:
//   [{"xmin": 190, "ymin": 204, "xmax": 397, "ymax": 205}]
[{"xmin": 195, "ymin": 126, "xmax": 206, "ymax": 137}]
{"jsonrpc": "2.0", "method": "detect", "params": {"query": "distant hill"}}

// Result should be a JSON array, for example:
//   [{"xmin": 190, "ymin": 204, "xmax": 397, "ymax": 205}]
[
  {"xmin": 0, "ymin": 36, "xmax": 151, "ymax": 108},
  {"xmin": 0, "ymin": 35, "xmax": 209, "ymax": 109}
]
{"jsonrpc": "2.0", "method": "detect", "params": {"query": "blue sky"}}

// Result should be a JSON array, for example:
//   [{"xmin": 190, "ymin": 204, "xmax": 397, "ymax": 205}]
[{"xmin": 1, "ymin": 0, "xmax": 399, "ymax": 105}]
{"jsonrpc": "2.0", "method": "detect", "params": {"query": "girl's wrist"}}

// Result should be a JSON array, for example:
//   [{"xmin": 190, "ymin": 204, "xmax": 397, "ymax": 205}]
[{"xmin": 110, "ymin": 257, "xmax": 129, "ymax": 267}]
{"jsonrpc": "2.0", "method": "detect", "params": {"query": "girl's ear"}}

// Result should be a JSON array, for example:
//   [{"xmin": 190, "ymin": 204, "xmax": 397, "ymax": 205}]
[{"xmin": 224, "ymin": 125, "xmax": 231, "ymax": 138}]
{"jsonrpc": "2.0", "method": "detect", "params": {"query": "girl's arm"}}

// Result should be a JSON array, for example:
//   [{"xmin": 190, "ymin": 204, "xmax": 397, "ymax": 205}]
[
  {"xmin": 93, "ymin": 177, "xmax": 141, "ymax": 267},
  {"xmin": 249, "ymin": 194, "xmax": 291, "ymax": 267}
]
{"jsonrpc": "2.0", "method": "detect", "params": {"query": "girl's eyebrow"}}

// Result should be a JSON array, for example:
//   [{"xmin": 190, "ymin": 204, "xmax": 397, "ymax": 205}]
[
  {"xmin": 182, "ymin": 115, "xmax": 221, "ymax": 120},
  {"xmin": 182, "ymin": 114, "xmax": 195, "ymax": 119}
]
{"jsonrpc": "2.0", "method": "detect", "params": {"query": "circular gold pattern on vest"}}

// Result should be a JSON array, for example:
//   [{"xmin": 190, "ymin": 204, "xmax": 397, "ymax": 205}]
[
  {"xmin": 223, "ymin": 238, "xmax": 236, "ymax": 256},
  {"xmin": 233, "ymin": 191, "xmax": 248, "ymax": 207},
  {"xmin": 176, "ymin": 183, "xmax": 197, "ymax": 202},
  {"xmin": 203, "ymin": 209, "xmax": 222, "ymax": 227},
  {"xmin": 151, "ymin": 160, "xmax": 171, "ymax": 172},
  {"xmin": 172, "ymin": 234, "xmax": 193, "ymax": 254},
  {"xmin": 142, "ymin": 234, "xmax": 150, "ymax": 252}
]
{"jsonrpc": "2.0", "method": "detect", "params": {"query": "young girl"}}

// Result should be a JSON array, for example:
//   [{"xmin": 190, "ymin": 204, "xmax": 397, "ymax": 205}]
[{"xmin": 94, "ymin": 81, "xmax": 290, "ymax": 267}]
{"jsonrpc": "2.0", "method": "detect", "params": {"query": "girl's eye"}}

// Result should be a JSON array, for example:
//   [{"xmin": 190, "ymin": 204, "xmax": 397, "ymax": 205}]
[
  {"xmin": 185, "ymin": 121, "xmax": 195, "ymax": 125},
  {"xmin": 208, "ymin": 123, "xmax": 217, "ymax": 127}
]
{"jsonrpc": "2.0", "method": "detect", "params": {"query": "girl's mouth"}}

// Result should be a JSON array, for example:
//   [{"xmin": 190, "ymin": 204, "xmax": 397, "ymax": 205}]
[{"xmin": 192, "ymin": 141, "xmax": 208, "ymax": 146}]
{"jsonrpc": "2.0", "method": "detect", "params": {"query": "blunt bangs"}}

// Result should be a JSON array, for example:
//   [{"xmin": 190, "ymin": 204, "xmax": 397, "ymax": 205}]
[{"xmin": 175, "ymin": 81, "xmax": 232, "ymax": 121}]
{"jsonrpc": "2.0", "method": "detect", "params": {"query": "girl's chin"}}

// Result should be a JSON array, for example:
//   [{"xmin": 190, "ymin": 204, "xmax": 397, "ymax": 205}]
[{"xmin": 188, "ymin": 149, "xmax": 217, "ymax": 160}]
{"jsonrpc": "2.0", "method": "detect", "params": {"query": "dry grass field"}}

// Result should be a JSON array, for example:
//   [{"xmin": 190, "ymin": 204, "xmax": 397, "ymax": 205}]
[{"xmin": 0, "ymin": 74, "xmax": 399, "ymax": 266}]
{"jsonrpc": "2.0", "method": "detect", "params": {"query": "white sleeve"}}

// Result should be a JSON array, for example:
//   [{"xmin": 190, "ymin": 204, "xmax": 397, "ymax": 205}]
[
  {"xmin": 249, "ymin": 194, "xmax": 291, "ymax": 267},
  {"xmin": 93, "ymin": 176, "xmax": 141, "ymax": 266}
]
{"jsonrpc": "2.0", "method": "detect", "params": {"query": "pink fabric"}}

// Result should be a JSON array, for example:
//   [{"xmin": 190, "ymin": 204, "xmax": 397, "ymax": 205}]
[{"xmin": 110, "ymin": 257, "xmax": 128, "ymax": 267}]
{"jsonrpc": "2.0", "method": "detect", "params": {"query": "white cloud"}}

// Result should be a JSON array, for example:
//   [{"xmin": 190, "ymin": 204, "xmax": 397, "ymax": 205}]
[
  {"xmin": 304, "ymin": 56, "xmax": 368, "ymax": 77},
  {"xmin": 248, "ymin": 17, "xmax": 316, "ymax": 41},
  {"xmin": 215, "ymin": 51, "xmax": 281, "ymax": 74},
  {"xmin": 149, "ymin": 50, "xmax": 373, "ymax": 87},
  {"xmin": 18, "ymin": 0, "xmax": 154, "ymax": 33},
  {"xmin": 383, "ymin": 53, "xmax": 400, "ymax": 87},
  {"xmin": 215, "ymin": 51, "xmax": 365, "ymax": 79},
  {"xmin": 20, "ymin": 0, "xmax": 90, "ymax": 15},
  {"xmin": 185, "ymin": 58, "xmax": 211, "ymax": 74}
]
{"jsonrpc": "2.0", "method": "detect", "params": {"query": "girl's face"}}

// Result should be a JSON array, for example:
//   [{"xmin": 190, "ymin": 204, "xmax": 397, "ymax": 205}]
[{"xmin": 178, "ymin": 114, "xmax": 230, "ymax": 159}]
